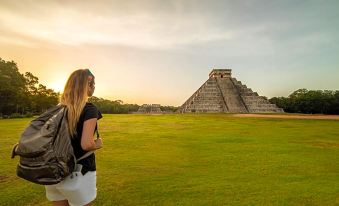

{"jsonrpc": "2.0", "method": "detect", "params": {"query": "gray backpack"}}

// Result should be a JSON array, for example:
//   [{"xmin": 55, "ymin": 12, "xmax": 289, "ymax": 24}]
[{"xmin": 11, "ymin": 105, "xmax": 77, "ymax": 185}]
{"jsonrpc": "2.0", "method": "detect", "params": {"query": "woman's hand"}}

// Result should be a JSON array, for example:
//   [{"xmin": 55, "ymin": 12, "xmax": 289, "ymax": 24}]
[{"xmin": 94, "ymin": 137, "xmax": 103, "ymax": 150}]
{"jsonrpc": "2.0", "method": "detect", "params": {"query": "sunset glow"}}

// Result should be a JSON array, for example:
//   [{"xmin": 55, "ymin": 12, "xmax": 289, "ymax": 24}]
[{"xmin": 1, "ymin": 0, "xmax": 338, "ymax": 105}]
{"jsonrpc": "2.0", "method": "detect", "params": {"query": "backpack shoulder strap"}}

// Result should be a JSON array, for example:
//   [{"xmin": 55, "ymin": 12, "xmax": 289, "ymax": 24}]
[
  {"xmin": 76, "ymin": 151, "xmax": 94, "ymax": 162},
  {"xmin": 95, "ymin": 123, "xmax": 100, "ymax": 139}
]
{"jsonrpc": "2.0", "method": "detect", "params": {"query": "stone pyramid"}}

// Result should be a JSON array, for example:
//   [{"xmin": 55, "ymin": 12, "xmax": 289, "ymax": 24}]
[{"xmin": 178, "ymin": 69, "xmax": 284, "ymax": 113}]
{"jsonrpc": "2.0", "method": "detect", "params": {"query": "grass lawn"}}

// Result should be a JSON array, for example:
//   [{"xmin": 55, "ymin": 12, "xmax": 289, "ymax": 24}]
[{"xmin": 0, "ymin": 114, "xmax": 338, "ymax": 205}]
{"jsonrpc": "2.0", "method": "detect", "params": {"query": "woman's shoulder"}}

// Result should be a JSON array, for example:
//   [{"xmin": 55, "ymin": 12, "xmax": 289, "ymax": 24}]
[
  {"xmin": 85, "ymin": 102, "xmax": 97, "ymax": 108},
  {"xmin": 82, "ymin": 103, "xmax": 97, "ymax": 114},
  {"xmin": 83, "ymin": 102, "xmax": 102, "ymax": 120}
]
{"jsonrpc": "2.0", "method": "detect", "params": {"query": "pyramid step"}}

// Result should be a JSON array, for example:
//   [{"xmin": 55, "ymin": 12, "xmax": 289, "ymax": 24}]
[{"xmin": 216, "ymin": 78, "xmax": 248, "ymax": 113}]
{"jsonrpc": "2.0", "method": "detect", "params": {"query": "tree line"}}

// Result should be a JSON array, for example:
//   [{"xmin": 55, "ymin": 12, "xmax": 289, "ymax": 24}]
[
  {"xmin": 0, "ymin": 58, "xmax": 59, "ymax": 118},
  {"xmin": 269, "ymin": 89, "xmax": 339, "ymax": 114},
  {"xmin": 0, "ymin": 58, "xmax": 143, "ymax": 118},
  {"xmin": 88, "ymin": 96, "xmax": 139, "ymax": 114}
]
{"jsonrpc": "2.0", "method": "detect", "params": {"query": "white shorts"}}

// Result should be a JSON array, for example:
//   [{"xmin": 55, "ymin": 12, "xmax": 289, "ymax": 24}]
[{"xmin": 45, "ymin": 171, "xmax": 97, "ymax": 206}]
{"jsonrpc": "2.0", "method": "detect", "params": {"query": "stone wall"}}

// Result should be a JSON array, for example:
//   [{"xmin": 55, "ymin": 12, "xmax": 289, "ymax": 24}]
[{"xmin": 137, "ymin": 104, "xmax": 162, "ymax": 113}]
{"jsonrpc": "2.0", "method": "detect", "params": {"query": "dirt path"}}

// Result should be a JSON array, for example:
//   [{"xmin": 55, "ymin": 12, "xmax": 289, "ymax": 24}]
[{"xmin": 232, "ymin": 114, "xmax": 339, "ymax": 120}]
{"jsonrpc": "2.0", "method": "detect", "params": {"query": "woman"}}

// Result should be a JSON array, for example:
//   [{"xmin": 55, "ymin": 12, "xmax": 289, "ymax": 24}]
[{"xmin": 45, "ymin": 69, "xmax": 103, "ymax": 206}]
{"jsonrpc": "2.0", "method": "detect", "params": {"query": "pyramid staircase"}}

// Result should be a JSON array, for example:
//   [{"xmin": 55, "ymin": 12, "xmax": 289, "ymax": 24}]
[{"xmin": 179, "ymin": 69, "xmax": 284, "ymax": 113}]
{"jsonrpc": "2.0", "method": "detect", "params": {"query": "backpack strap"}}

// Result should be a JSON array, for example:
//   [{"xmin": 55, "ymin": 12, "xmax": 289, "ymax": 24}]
[
  {"xmin": 76, "ymin": 151, "xmax": 94, "ymax": 162},
  {"xmin": 95, "ymin": 123, "xmax": 100, "ymax": 139},
  {"xmin": 11, "ymin": 143, "xmax": 19, "ymax": 159}
]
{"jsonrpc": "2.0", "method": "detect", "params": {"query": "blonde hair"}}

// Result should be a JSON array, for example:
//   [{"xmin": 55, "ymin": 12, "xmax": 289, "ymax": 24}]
[{"xmin": 60, "ymin": 69, "xmax": 93, "ymax": 137}]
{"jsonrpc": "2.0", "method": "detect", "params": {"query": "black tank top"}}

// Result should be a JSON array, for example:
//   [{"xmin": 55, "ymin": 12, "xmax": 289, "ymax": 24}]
[{"xmin": 71, "ymin": 102, "xmax": 102, "ymax": 175}]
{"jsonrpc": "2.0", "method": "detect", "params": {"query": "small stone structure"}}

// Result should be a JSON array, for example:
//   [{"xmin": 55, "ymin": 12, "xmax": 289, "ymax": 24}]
[
  {"xmin": 137, "ymin": 104, "xmax": 162, "ymax": 113},
  {"xmin": 178, "ymin": 69, "xmax": 284, "ymax": 113}
]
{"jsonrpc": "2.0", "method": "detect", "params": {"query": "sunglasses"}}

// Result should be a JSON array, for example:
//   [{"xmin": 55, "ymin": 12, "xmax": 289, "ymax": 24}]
[{"xmin": 88, "ymin": 80, "xmax": 95, "ymax": 88}]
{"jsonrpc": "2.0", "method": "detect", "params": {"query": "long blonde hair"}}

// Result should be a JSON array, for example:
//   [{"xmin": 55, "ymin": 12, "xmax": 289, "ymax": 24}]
[{"xmin": 60, "ymin": 69, "xmax": 93, "ymax": 137}]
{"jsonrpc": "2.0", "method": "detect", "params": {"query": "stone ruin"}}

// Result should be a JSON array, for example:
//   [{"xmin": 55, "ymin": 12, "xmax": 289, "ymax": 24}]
[
  {"xmin": 137, "ymin": 104, "xmax": 162, "ymax": 114},
  {"xmin": 178, "ymin": 69, "xmax": 284, "ymax": 113}
]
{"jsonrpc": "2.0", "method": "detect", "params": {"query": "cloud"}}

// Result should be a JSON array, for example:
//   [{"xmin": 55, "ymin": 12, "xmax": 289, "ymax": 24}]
[
  {"xmin": 0, "ymin": 1, "xmax": 233, "ymax": 49},
  {"xmin": 1, "ymin": 0, "xmax": 337, "ymax": 51}
]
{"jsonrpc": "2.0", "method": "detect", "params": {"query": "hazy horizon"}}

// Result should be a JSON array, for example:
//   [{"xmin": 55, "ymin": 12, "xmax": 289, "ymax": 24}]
[{"xmin": 1, "ymin": 0, "xmax": 338, "ymax": 106}]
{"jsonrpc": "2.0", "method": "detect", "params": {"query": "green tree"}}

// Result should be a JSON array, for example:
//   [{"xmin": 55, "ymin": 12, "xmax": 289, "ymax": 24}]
[
  {"xmin": 0, "ymin": 58, "xmax": 26, "ymax": 115},
  {"xmin": 0, "ymin": 58, "xmax": 59, "ymax": 117},
  {"xmin": 270, "ymin": 89, "xmax": 339, "ymax": 114},
  {"xmin": 88, "ymin": 96, "xmax": 140, "ymax": 114}
]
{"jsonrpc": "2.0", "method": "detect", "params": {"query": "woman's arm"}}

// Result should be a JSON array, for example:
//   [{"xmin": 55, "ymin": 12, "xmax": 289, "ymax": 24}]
[{"xmin": 81, "ymin": 118, "xmax": 103, "ymax": 151}]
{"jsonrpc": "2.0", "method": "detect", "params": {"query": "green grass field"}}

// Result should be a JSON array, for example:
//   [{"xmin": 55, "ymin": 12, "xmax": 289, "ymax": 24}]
[{"xmin": 0, "ymin": 114, "xmax": 338, "ymax": 206}]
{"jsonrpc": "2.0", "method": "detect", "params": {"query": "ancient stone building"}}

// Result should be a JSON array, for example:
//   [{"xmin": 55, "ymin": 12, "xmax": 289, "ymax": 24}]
[
  {"xmin": 137, "ymin": 104, "xmax": 162, "ymax": 113},
  {"xmin": 178, "ymin": 69, "xmax": 284, "ymax": 113}
]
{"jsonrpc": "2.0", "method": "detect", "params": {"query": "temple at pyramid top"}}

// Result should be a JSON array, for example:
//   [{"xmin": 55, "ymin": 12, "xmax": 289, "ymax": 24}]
[
  {"xmin": 178, "ymin": 68, "xmax": 284, "ymax": 113},
  {"xmin": 209, "ymin": 69, "xmax": 232, "ymax": 78}
]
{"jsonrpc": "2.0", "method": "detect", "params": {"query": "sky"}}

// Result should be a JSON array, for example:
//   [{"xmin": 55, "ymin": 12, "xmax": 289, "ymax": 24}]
[{"xmin": 0, "ymin": 0, "xmax": 338, "ymax": 106}]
